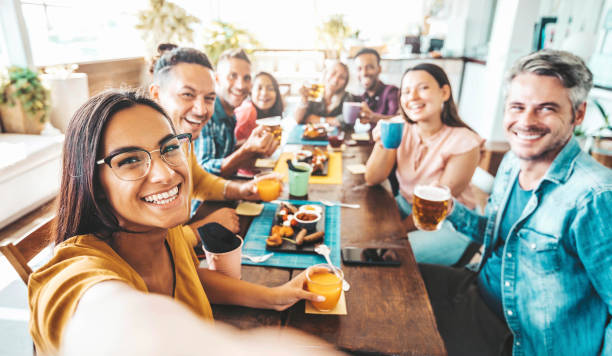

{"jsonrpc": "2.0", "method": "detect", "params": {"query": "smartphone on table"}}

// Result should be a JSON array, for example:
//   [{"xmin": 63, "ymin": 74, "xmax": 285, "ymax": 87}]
[{"xmin": 341, "ymin": 247, "xmax": 401, "ymax": 266}]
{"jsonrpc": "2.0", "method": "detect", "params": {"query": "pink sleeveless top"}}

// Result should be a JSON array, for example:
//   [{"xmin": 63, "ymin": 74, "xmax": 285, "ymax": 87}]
[{"xmin": 396, "ymin": 123, "xmax": 484, "ymax": 209}]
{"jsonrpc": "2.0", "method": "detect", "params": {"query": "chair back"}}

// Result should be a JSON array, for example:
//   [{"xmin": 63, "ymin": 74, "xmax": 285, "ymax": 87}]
[{"xmin": 0, "ymin": 216, "xmax": 54, "ymax": 284}]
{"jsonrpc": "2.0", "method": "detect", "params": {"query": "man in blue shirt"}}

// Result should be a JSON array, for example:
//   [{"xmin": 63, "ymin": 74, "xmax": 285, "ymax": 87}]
[
  {"xmin": 419, "ymin": 49, "xmax": 612, "ymax": 355},
  {"xmin": 194, "ymin": 49, "xmax": 278, "ymax": 177}
]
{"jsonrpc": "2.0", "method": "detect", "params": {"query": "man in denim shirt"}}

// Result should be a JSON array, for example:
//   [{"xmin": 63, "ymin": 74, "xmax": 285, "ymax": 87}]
[{"xmin": 419, "ymin": 49, "xmax": 612, "ymax": 355}]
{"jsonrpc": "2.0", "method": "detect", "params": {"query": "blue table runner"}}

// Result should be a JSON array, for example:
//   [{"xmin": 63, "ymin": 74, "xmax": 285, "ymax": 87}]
[
  {"xmin": 286, "ymin": 125, "xmax": 337, "ymax": 146},
  {"xmin": 242, "ymin": 200, "xmax": 341, "ymax": 269}
]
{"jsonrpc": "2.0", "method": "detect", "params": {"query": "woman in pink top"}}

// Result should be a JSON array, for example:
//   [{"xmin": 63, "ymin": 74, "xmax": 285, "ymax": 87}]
[
  {"xmin": 234, "ymin": 72, "xmax": 284, "ymax": 145},
  {"xmin": 365, "ymin": 63, "xmax": 484, "ymax": 265}
]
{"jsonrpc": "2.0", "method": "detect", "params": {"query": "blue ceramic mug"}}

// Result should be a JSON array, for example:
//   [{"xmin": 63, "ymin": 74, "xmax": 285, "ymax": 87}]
[{"xmin": 380, "ymin": 119, "xmax": 405, "ymax": 149}]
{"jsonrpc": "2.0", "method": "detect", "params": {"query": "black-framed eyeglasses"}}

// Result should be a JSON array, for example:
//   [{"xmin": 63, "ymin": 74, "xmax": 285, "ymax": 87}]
[{"xmin": 96, "ymin": 133, "xmax": 191, "ymax": 181}]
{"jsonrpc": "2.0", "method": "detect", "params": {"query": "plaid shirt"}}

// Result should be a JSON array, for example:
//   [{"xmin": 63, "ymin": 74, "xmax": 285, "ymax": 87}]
[{"xmin": 194, "ymin": 97, "xmax": 237, "ymax": 175}]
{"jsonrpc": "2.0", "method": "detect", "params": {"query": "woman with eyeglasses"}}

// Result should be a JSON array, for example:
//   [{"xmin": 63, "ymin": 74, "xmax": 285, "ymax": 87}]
[{"xmin": 28, "ymin": 90, "xmax": 327, "ymax": 355}]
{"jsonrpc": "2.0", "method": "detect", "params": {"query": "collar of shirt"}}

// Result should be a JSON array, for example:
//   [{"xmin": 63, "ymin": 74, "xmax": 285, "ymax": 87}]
[
  {"xmin": 361, "ymin": 80, "xmax": 385, "ymax": 106},
  {"xmin": 212, "ymin": 97, "xmax": 237, "ymax": 125}
]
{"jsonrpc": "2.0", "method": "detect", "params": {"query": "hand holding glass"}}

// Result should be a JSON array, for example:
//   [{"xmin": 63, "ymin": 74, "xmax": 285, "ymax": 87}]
[
  {"xmin": 306, "ymin": 264, "xmax": 344, "ymax": 311},
  {"xmin": 412, "ymin": 184, "xmax": 452, "ymax": 231},
  {"xmin": 255, "ymin": 173, "xmax": 281, "ymax": 202}
]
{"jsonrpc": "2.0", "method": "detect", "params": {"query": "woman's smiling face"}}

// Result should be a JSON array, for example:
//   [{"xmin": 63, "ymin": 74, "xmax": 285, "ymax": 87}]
[
  {"xmin": 97, "ymin": 104, "xmax": 191, "ymax": 233},
  {"xmin": 251, "ymin": 74, "xmax": 277, "ymax": 111}
]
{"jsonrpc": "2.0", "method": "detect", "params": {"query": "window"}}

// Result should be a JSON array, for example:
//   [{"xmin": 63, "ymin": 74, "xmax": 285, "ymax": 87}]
[
  {"xmin": 0, "ymin": 26, "xmax": 7, "ymax": 67},
  {"xmin": 21, "ymin": 0, "xmax": 147, "ymax": 66}
]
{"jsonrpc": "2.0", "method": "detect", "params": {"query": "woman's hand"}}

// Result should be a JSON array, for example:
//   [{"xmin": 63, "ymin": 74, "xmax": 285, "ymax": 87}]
[
  {"xmin": 372, "ymin": 120, "xmax": 382, "ymax": 143},
  {"xmin": 239, "ymin": 172, "xmax": 284, "ymax": 201},
  {"xmin": 298, "ymin": 84, "xmax": 311, "ymax": 103},
  {"xmin": 359, "ymin": 102, "xmax": 375, "ymax": 124},
  {"xmin": 267, "ymin": 269, "xmax": 325, "ymax": 311}
]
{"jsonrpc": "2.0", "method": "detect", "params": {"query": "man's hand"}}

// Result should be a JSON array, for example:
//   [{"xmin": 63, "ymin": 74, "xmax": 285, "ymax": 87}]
[
  {"xmin": 359, "ymin": 102, "xmax": 376, "ymax": 124},
  {"xmin": 192, "ymin": 208, "xmax": 240, "ymax": 234},
  {"xmin": 242, "ymin": 126, "xmax": 279, "ymax": 157}
]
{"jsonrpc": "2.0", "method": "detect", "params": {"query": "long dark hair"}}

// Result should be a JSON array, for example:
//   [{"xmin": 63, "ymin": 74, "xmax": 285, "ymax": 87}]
[
  {"xmin": 399, "ymin": 63, "xmax": 473, "ymax": 131},
  {"xmin": 54, "ymin": 90, "xmax": 175, "ymax": 244},
  {"xmin": 252, "ymin": 72, "xmax": 284, "ymax": 118}
]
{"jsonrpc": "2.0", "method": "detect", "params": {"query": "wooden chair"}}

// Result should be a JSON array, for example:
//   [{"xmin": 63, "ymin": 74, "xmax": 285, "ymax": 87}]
[{"xmin": 0, "ymin": 216, "xmax": 55, "ymax": 284}]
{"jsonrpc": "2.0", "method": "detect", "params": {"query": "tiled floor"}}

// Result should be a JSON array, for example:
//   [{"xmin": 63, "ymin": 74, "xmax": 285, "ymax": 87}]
[
  {"xmin": 0, "ymin": 258, "xmax": 32, "ymax": 356},
  {"xmin": 0, "ymin": 247, "xmax": 53, "ymax": 356}
]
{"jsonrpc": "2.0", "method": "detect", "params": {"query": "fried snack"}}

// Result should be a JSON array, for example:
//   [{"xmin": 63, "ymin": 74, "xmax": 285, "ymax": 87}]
[
  {"xmin": 295, "ymin": 228, "xmax": 308, "ymax": 246},
  {"xmin": 303, "ymin": 231, "xmax": 325, "ymax": 244},
  {"xmin": 266, "ymin": 234, "xmax": 283, "ymax": 247},
  {"xmin": 271, "ymin": 225, "xmax": 283, "ymax": 235},
  {"xmin": 280, "ymin": 226, "xmax": 294, "ymax": 237},
  {"xmin": 303, "ymin": 124, "xmax": 327, "ymax": 139},
  {"xmin": 312, "ymin": 147, "xmax": 329, "ymax": 159}
]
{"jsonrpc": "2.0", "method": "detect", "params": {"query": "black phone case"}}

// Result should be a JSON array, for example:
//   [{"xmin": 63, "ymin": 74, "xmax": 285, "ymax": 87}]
[{"xmin": 341, "ymin": 248, "xmax": 401, "ymax": 266}]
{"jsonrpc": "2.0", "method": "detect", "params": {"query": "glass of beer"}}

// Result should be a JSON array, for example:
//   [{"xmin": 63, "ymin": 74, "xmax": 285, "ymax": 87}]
[
  {"xmin": 258, "ymin": 116, "xmax": 282, "ymax": 142},
  {"xmin": 308, "ymin": 83, "xmax": 324, "ymax": 101},
  {"xmin": 412, "ymin": 184, "xmax": 451, "ymax": 231}
]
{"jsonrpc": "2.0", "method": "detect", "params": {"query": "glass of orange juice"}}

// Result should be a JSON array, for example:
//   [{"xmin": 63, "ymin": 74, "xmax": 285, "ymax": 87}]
[
  {"xmin": 255, "ymin": 173, "xmax": 281, "ymax": 202},
  {"xmin": 306, "ymin": 264, "xmax": 344, "ymax": 311}
]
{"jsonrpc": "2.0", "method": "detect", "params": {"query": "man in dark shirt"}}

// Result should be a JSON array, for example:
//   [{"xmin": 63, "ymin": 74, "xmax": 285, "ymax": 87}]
[
  {"xmin": 353, "ymin": 47, "xmax": 399, "ymax": 124},
  {"xmin": 354, "ymin": 47, "xmax": 401, "ymax": 194}
]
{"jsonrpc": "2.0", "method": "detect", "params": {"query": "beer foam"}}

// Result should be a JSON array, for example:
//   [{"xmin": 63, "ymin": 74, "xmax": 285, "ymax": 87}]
[
  {"xmin": 415, "ymin": 185, "xmax": 450, "ymax": 201},
  {"xmin": 258, "ymin": 116, "xmax": 281, "ymax": 126},
  {"xmin": 390, "ymin": 116, "xmax": 406, "ymax": 123}
]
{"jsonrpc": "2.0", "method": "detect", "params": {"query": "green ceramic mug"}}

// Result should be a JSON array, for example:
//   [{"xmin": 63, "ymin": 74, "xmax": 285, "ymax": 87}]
[{"xmin": 288, "ymin": 161, "xmax": 312, "ymax": 197}]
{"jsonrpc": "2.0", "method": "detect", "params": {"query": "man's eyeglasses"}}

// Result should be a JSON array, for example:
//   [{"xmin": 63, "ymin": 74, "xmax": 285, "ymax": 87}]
[{"xmin": 96, "ymin": 133, "xmax": 191, "ymax": 181}]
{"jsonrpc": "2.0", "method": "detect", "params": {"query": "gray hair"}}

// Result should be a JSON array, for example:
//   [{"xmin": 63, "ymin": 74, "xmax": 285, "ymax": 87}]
[{"xmin": 506, "ymin": 49, "xmax": 593, "ymax": 111}]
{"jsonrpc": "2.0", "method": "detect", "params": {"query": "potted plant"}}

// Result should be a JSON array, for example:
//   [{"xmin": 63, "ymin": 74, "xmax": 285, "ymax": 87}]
[
  {"xmin": 135, "ymin": 0, "xmax": 200, "ymax": 55},
  {"xmin": 317, "ymin": 14, "xmax": 357, "ymax": 59},
  {"xmin": 0, "ymin": 66, "xmax": 51, "ymax": 134},
  {"xmin": 201, "ymin": 21, "xmax": 260, "ymax": 65}
]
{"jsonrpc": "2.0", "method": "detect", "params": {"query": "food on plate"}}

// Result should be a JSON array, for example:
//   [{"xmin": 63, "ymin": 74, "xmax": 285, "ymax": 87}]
[
  {"xmin": 267, "ymin": 203, "xmax": 324, "ymax": 248},
  {"xmin": 303, "ymin": 123, "xmax": 328, "ymax": 139},
  {"xmin": 303, "ymin": 231, "xmax": 325, "ymax": 244},
  {"xmin": 266, "ymin": 234, "xmax": 282, "ymax": 247},
  {"xmin": 295, "ymin": 150, "xmax": 313, "ymax": 162},
  {"xmin": 296, "ymin": 212, "xmax": 318, "ymax": 221},
  {"xmin": 299, "ymin": 204, "xmax": 323, "ymax": 214},
  {"xmin": 294, "ymin": 147, "xmax": 329, "ymax": 174},
  {"xmin": 295, "ymin": 228, "xmax": 308, "ymax": 246}
]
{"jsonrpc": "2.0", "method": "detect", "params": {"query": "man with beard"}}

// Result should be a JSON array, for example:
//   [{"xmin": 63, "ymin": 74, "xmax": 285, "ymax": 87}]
[
  {"xmin": 196, "ymin": 49, "xmax": 278, "ymax": 178},
  {"xmin": 418, "ymin": 49, "xmax": 612, "ymax": 355},
  {"xmin": 354, "ymin": 47, "xmax": 401, "ymax": 194},
  {"xmin": 353, "ymin": 47, "xmax": 399, "ymax": 125}
]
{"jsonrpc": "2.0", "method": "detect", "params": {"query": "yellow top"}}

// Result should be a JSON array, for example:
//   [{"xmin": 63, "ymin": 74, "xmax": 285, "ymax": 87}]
[
  {"xmin": 182, "ymin": 145, "xmax": 227, "ymax": 246},
  {"xmin": 28, "ymin": 226, "xmax": 213, "ymax": 355}
]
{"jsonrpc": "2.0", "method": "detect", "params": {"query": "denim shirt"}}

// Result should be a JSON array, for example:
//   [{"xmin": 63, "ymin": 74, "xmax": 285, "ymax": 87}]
[
  {"xmin": 448, "ymin": 137, "xmax": 612, "ymax": 356},
  {"xmin": 193, "ymin": 97, "xmax": 237, "ymax": 175}
]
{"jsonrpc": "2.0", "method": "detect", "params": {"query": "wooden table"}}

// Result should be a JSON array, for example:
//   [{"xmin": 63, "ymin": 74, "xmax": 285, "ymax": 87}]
[{"xmin": 195, "ymin": 144, "xmax": 446, "ymax": 356}]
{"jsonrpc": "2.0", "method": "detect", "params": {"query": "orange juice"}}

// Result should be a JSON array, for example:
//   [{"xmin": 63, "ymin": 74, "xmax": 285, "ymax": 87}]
[
  {"xmin": 256, "ymin": 179, "xmax": 281, "ymax": 201},
  {"xmin": 307, "ymin": 270, "xmax": 342, "ymax": 311}
]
